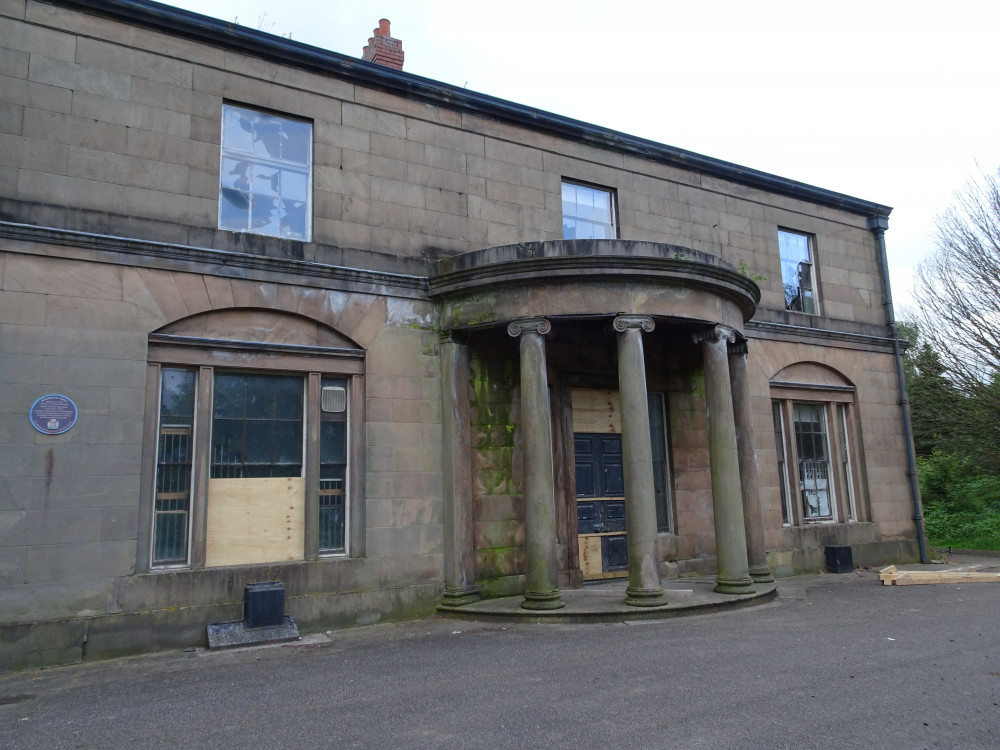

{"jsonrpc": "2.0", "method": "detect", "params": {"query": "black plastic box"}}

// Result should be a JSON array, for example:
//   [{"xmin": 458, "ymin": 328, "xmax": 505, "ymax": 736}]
[
  {"xmin": 825, "ymin": 545, "xmax": 854, "ymax": 574},
  {"xmin": 244, "ymin": 581, "xmax": 285, "ymax": 628}
]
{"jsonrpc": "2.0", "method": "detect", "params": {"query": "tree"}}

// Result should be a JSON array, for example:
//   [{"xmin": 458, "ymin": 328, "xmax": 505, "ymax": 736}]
[
  {"xmin": 915, "ymin": 168, "xmax": 1000, "ymax": 389},
  {"xmin": 913, "ymin": 167, "xmax": 1000, "ymax": 472},
  {"xmin": 898, "ymin": 321, "xmax": 963, "ymax": 457}
]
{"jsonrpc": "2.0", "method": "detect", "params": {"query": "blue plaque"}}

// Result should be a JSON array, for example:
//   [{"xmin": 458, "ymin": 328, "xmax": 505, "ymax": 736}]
[{"xmin": 29, "ymin": 394, "xmax": 79, "ymax": 435}]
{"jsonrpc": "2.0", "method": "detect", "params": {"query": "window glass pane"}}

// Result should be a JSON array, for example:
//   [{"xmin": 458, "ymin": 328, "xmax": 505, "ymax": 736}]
[
  {"xmin": 220, "ymin": 104, "xmax": 312, "ymax": 241},
  {"xmin": 252, "ymin": 115, "xmax": 285, "ymax": 160},
  {"xmin": 254, "ymin": 166, "xmax": 281, "ymax": 198},
  {"xmin": 220, "ymin": 157, "xmax": 252, "ymax": 192},
  {"xmin": 778, "ymin": 230, "xmax": 817, "ymax": 314},
  {"xmin": 281, "ymin": 199, "xmax": 308, "ymax": 239},
  {"xmin": 838, "ymin": 403, "xmax": 858, "ymax": 521},
  {"xmin": 222, "ymin": 106, "xmax": 254, "ymax": 154},
  {"xmin": 273, "ymin": 377, "xmax": 304, "ymax": 419},
  {"xmin": 319, "ymin": 463, "xmax": 345, "ymax": 552},
  {"xmin": 213, "ymin": 374, "xmax": 245, "ymax": 419},
  {"xmin": 211, "ymin": 418, "xmax": 244, "ymax": 471},
  {"xmin": 773, "ymin": 401, "xmax": 790, "ymax": 524},
  {"xmin": 243, "ymin": 376, "xmax": 274, "ymax": 419},
  {"xmin": 319, "ymin": 377, "xmax": 348, "ymax": 552},
  {"xmin": 562, "ymin": 181, "xmax": 615, "ymax": 240},
  {"xmin": 211, "ymin": 373, "xmax": 303, "ymax": 479},
  {"xmin": 154, "ymin": 511, "xmax": 188, "ymax": 565},
  {"xmin": 153, "ymin": 368, "xmax": 196, "ymax": 566},
  {"xmin": 242, "ymin": 421, "xmax": 273, "ymax": 463},
  {"xmin": 793, "ymin": 403, "xmax": 833, "ymax": 519},
  {"xmin": 282, "ymin": 120, "xmax": 311, "ymax": 165},
  {"xmin": 320, "ymin": 421, "xmax": 347, "ymax": 463},
  {"xmin": 160, "ymin": 367, "xmax": 195, "ymax": 418},
  {"xmin": 272, "ymin": 421, "xmax": 303, "ymax": 464},
  {"xmin": 219, "ymin": 189, "xmax": 250, "ymax": 232},
  {"xmin": 280, "ymin": 169, "xmax": 309, "ymax": 202}
]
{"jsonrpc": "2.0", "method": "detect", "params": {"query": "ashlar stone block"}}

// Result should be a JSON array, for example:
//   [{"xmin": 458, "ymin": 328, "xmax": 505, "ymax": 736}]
[
  {"xmin": 0, "ymin": 131, "xmax": 68, "ymax": 172},
  {"xmin": 76, "ymin": 36, "xmax": 192, "ymax": 88},
  {"xmin": 0, "ymin": 18, "xmax": 75, "ymax": 62},
  {"xmin": 131, "ymin": 77, "xmax": 216, "ymax": 118},
  {"xmin": 342, "ymin": 102, "xmax": 406, "ymax": 138}
]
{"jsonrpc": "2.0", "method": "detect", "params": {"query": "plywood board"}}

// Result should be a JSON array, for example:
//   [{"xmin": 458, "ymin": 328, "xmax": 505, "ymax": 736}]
[
  {"xmin": 572, "ymin": 388, "xmax": 621, "ymax": 434},
  {"xmin": 206, "ymin": 476, "xmax": 305, "ymax": 567},
  {"xmin": 579, "ymin": 535, "xmax": 604, "ymax": 577}
]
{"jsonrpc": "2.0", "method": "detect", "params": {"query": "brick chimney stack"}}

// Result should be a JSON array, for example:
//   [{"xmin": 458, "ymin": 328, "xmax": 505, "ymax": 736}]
[{"xmin": 362, "ymin": 19, "xmax": 404, "ymax": 70}]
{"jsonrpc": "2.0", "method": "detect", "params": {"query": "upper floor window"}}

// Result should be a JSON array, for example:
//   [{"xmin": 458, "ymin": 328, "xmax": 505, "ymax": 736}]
[
  {"xmin": 562, "ymin": 181, "xmax": 617, "ymax": 240},
  {"xmin": 219, "ymin": 104, "xmax": 312, "ymax": 241},
  {"xmin": 778, "ymin": 230, "xmax": 818, "ymax": 314}
]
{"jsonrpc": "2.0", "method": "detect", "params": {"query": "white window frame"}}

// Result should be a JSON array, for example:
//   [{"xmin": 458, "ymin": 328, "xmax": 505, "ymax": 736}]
[
  {"xmin": 778, "ymin": 229, "xmax": 819, "ymax": 314},
  {"xmin": 792, "ymin": 401, "xmax": 837, "ymax": 523},
  {"xmin": 562, "ymin": 180, "xmax": 617, "ymax": 240},
  {"xmin": 219, "ymin": 103, "xmax": 313, "ymax": 241},
  {"xmin": 772, "ymin": 401, "xmax": 794, "ymax": 526},
  {"xmin": 838, "ymin": 403, "xmax": 859, "ymax": 522},
  {"xmin": 771, "ymin": 396, "xmax": 864, "ymax": 526}
]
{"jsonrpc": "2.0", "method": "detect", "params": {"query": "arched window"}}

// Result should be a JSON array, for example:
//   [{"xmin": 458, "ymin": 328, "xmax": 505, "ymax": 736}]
[
  {"xmin": 136, "ymin": 309, "xmax": 364, "ymax": 571},
  {"xmin": 769, "ymin": 363, "xmax": 865, "ymax": 526}
]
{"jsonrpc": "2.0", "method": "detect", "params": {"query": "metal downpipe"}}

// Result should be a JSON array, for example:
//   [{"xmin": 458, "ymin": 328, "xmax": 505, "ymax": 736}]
[{"xmin": 867, "ymin": 214, "xmax": 930, "ymax": 563}]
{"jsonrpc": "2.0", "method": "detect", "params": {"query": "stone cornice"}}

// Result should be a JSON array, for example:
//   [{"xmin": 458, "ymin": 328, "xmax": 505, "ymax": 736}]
[
  {"xmin": 746, "ymin": 319, "xmax": 898, "ymax": 350},
  {"xmin": 148, "ymin": 333, "xmax": 365, "ymax": 358},
  {"xmin": 0, "ymin": 221, "xmax": 428, "ymax": 298},
  {"xmin": 431, "ymin": 240, "xmax": 760, "ymax": 321}
]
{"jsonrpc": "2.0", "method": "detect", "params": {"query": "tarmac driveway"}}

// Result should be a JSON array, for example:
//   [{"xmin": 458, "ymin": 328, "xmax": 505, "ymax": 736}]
[{"xmin": 2, "ymin": 558, "xmax": 999, "ymax": 749}]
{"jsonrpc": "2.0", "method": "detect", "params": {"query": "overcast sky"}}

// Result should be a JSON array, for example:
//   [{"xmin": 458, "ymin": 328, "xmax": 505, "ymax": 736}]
[{"xmin": 165, "ymin": 0, "xmax": 1000, "ymax": 313}]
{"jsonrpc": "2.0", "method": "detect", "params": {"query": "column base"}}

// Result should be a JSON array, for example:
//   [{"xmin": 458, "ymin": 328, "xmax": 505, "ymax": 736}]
[
  {"xmin": 714, "ymin": 576, "xmax": 756, "ymax": 595},
  {"xmin": 440, "ymin": 585, "xmax": 481, "ymax": 607},
  {"xmin": 521, "ymin": 589, "xmax": 565, "ymax": 610},
  {"xmin": 749, "ymin": 566, "xmax": 774, "ymax": 584},
  {"xmin": 624, "ymin": 586, "xmax": 668, "ymax": 607}
]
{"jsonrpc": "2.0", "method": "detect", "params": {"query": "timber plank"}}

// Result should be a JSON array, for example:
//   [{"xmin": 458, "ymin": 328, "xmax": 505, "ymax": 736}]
[{"xmin": 878, "ymin": 565, "xmax": 1000, "ymax": 586}]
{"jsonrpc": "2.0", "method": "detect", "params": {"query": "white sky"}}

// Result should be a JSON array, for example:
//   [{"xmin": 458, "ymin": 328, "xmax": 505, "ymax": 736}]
[{"xmin": 165, "ymin": 0, "xmax": 1000, "ymax": 313}]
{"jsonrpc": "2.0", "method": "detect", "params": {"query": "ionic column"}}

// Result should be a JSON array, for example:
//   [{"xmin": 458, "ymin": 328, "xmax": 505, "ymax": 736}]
[
  {"xmin": 614, "ymin": 315, "xmax": 667, "ymax": 607},
  {"xmin": 694, "ymin": 325, "xmax": 756, "ymax": 595},
  {"xmin": 508, "ymin": 318, "xmax": 564, "ymax": 610},
  {"xmin": 727, "ymin": 338, "xmax": 774, "ymax": 583},
  {"xmin": 440, "ymin": 333, "xmax": 480, "ymax": 606}
]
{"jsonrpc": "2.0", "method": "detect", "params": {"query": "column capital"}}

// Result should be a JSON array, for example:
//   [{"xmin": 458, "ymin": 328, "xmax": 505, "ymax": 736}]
[
  {"xmin": 693, "ymin": 324, "xmax": 736, "ymax": 346},
  {"xmin": 613, "ymin": 315, "xmax": 655, "ymax": 334},
  {"xmin": 507, "ymin": 317, "xmax": 551, "ymax": 338},
  {"xmin": 728, "ymin": 334, "xmax": 748, "ymax": 357}
]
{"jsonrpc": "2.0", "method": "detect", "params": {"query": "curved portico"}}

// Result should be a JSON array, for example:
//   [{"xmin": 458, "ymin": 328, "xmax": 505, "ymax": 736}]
[{"xmin": 431, "ymin": 240, "xmax": 767, "ymax": 607}]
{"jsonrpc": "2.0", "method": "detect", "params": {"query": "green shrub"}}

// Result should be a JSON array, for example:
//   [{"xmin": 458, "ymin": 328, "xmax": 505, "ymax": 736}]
[
  {"xmin": 918, "ymin": 451, "xmax": 1000, "ymax": 550},
  {"xmin": 923, "ymin": 504, "xmax": 1000, "ymax": 550},
  {"xmin": 918, "ymin": 451, "xmax": 1000, "ymax": 512}
]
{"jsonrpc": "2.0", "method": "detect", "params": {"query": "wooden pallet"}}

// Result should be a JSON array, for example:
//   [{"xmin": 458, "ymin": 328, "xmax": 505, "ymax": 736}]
[{"xmin": 879, "ymin": 564, "xmax": 1000, "ymax": 585}]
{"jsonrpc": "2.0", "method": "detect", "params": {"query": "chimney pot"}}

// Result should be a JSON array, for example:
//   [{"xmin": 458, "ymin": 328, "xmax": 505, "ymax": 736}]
[{"xmin": 361, "ymin": 18, "xmax": 404, "ymax": 71}]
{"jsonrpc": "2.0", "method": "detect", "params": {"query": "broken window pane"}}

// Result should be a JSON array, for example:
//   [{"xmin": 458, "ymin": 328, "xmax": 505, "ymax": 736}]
[{"xmin": 219, "ymin": 104, "xmax": 312, "ymax": 241}]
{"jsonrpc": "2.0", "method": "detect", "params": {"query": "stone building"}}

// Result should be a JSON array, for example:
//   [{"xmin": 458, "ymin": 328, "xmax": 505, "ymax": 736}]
[{"xmin": 0, "ymin": 0, "xmax": 924, "ymax": 669}]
